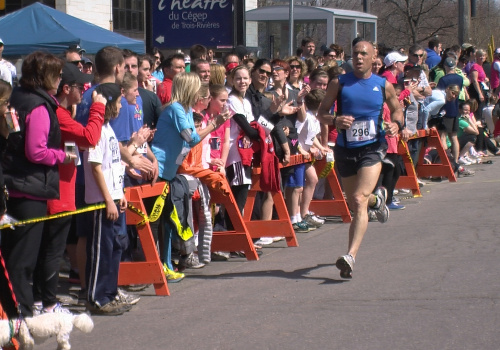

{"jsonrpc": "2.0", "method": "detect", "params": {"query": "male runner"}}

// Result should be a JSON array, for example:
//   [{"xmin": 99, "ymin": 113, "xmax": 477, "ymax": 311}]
[{"xmin": 318, "ymin": 40, "xmax": 403, "ymax": 279}]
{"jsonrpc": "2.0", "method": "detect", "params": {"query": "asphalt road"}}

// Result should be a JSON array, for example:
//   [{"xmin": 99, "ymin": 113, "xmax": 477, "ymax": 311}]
[{"xmin": 37, "ymin": 159, "xmax": 500, "ymax": 350}]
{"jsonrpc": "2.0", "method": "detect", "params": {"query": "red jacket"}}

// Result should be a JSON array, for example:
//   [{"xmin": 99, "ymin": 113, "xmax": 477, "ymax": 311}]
[
  {"xmin": 238, "ymin": 121, "xmax": 281, "ymax": 192},
  {"xmin": 47, "ymin": 102, "xmax": 105, "ymax": 214}
]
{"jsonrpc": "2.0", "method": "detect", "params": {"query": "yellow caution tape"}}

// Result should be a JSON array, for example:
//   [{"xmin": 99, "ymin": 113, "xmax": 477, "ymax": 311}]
[
  {"xmin": 0, "ymin": 198, "xmax": 164, "ymax": 231},
  {"xmin": 0, "ymin": 203, "xmax": 106, "ymax": 230},
  {"xmin": 0, "ymin": 182, "xmax": 172, "ymax": 230},
  {"xmin": 318, "ymin": 161, "xmax": 334, "ymax": 179},
  {"xmin": 170, "ymin": 205, "xmax": 193, "ymax": 241},
  {"xmin": 148, "ymin": 182, "xmax": 169, "ymax": 223},
  {"xmin": 127, "ymin": 203, "xmax": 150, "ymax": 227}
]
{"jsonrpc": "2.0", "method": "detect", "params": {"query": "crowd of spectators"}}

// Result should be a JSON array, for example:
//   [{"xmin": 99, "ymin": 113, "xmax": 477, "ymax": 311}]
[{"xmin": 1, "ymin": 35, "xmax": 500, "ymax": 318}]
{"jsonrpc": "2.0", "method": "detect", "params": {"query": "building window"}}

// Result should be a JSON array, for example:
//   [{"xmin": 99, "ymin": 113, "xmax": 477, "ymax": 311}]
[
  {"xmin": 4, "ymin": 0, "xmax": 55, "ymax": 13},
  {"xmin": 113, "ymin": 0, "xmax": 144, "ymax": 40}
]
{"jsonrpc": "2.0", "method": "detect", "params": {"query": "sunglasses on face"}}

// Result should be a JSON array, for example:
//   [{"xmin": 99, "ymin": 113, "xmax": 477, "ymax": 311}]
[
  {"xmin": 273, "ymin": 66, "xmax": 284, "ymax": 71},
  {"xmin": 70, "ymin": 60, "xmax": 83, "ymax": 66},
  {"xmin": 412, "ymin": 54, "xmax": 424, "ymax": 58},
  {"xmin": 71, "ymin": 84, "xmax": 85, "ymax": 91},
  {"xmin": 290, "ymin": 64, "xmax": 301, "ymax": 70},
  {"xmin": 258, "ymin": 68, "xmax": 272, "ymax": 77}
]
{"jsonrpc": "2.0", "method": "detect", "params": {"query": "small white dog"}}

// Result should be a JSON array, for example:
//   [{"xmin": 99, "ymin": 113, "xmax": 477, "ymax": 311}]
[{"xmin": 0, "ymin": 312, "xmax": 94, "ymax": 350}]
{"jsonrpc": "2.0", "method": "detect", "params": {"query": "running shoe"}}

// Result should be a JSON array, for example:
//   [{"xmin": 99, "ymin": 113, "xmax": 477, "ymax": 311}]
[
  {"xmin": 32, "ymin": 303, "xmax": 43, "ymax": 316},
  {"xmin": 179, "ymin": 252, "xmax": 205, "ymax": 269},
  {"xmin": 397, "ymin": 188, "xmax": 412, "ymax": 195},
  {"xmin": 300, "ymin": 219, "xmax": 316, "ymax": 231},
  {"xmin": 368, "ymin": 210, "xmax": 378, "ymax": 222},
  {"xmin": 86, "ymin": 299, "xmax": 131, "ymax": 316},
  {"xmin": 292, "ymin": 221, "xmax": 310, "ymax": 233},
  {"xmin": 387, "ymin": 202, "xmax": 405, "ymax": 210},
  {"xmin": 373, "ymin": 187, "xmax": 389, "ymax": 223},
  {"xmin": 254, "ymin": 237, "xmax": 274, "ymax": 245},
  {"xmin": 163, "ymin": 263, "xmax": 185, "ymax": 283},
  {"xmin": 304, "ymin": 214, "xmax": 324, "ymax": 228},
  {"xmin": 335, "ymin": 254, "xmax": 355, "ymax": 279},
  {"xmin": 117, "ymin": 288, "xmax": 140, "ymax": 306},
  {"xmin": 211, "ymin": 251, "xmax": 230, "ymax": 261},
  {"xmin": 458, "ymin": 167, "xmax": 475, "ymax": 177},
  {"xmin": 458, "ymin": 157, "xmax": 472, "ymax": 165}
]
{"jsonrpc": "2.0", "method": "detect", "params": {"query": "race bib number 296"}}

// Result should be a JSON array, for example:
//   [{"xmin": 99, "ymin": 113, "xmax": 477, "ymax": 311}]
[{"xmin": 346, "ymin": 119, "xmax": 376, "ymax": 142}]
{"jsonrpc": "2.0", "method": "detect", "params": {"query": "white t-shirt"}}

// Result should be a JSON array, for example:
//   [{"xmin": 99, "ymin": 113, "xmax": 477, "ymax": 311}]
[
  {"xmin": 482, "ymin": 105, "xmax": 495, "ymax": 134},
  {"xmin": 296, "ymin": 110, "xmax": 321, "ymax": 152},
  {"xmin": 493, "ymin": 61, "xmax": 500, "ymax": 74},
  {"xmin": 226, "ymin": 94, "xmax": 254, "ymax": 166},
  {"xmin": 84, "ymin": 123, "xmax": 125, "ymax": 204},
  {"xmin": 0, "ymin": 63, "xmax": 12, "ymax": 85}
]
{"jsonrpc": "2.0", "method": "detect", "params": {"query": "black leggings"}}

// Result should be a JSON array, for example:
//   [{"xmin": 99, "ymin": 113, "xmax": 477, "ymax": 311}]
[
  {"xmin": 33, "ymin": 216, "xmax": 72, "ymax": 307},
  {"xmin": 225, "ymin": 185, "xmax": 249, "ymax": 230},
  {"xmin": 377, "ymin": 153, "xmax": 402, "ymax": 204},
  {"xmin": 0, "ymin": 197, "xmax": 47, "ymax": 316},
  {"xmin": 475, "ymin": 127, "xmax": 499, "ymax": 154}
]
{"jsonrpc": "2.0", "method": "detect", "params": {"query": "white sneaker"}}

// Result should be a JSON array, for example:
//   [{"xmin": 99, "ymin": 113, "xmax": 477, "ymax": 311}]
[
  {"xmin": 179, "ymin": 252, "xmax": 205, "ymax": 269},
  {"xmin": 398, "ymin": 188, "xmax": 411, "ymax": 195},
  {"xmin": 43, "ymin": 302, "xmax": 72, "ymax": 315},
  {"xmin": 373, "ymin": 187, "xmax": 389, "ymax": 223},
  {"xmin": 335, "ymin": 254, "xmax": 355, "ymax": 278},
  {"xmin": 254, "ymin": 237, "xmax": 274, "ymax": 245},
  {"xmin": 464, "ymin": 155, "xmax": 475, "ymax": 163},
  {"xmin": 458, "ymin": 157, "xmax": 471, "ymax": 165},
  {"xmin": 304, "ymin": 214, "xmax": 324, "ymax": 227}
]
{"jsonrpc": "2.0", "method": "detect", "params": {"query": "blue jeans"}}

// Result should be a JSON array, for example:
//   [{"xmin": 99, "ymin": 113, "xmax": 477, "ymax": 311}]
[{"xmin": 421, "ymin": 90, "xmax": 446, "ymax": 128}]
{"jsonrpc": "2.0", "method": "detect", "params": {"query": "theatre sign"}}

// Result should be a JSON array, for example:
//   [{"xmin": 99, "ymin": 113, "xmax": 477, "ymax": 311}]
[{"xmin": 153, "ymin": 0, "xmax": 233, "ymax": 48}]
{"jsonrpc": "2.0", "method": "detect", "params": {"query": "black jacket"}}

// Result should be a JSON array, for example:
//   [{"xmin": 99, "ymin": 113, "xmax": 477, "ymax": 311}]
[{"xmin": 2, "ymin": 87, "xmax": 61, "ymax": 199}]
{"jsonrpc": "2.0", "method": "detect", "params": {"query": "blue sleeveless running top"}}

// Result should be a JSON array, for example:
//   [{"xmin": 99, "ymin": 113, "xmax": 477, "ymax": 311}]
[{"xmin": 336, "ymin": 72, "xmax": 386, "ymax": 148}]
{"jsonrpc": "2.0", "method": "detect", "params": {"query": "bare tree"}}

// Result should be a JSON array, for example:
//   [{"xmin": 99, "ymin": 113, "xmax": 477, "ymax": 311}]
[
  {"xmin": 256, "ymin": 0, "xmax": 498, "ymax": 55},
  {"xmin": 373, "ymin": 0, "xmax": 457, "ymax": 47},
  {"xmin": 469, "ymin": 0, "xmax": 500, "ymax": 49}
]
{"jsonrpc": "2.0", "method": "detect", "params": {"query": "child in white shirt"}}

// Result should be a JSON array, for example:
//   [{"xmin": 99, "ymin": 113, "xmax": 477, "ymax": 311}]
[
  {"xmin": 84, "ymin": 83, "xmax": 149, "ymax": 316},
  {"xmin": 296, "ymin": 89, "xmax": 330, "ymax": 229}
]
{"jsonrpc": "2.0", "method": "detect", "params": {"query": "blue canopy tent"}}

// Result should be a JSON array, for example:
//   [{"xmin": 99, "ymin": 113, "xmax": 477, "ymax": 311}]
[{"xmin": 0, "ymin": 2, "xmax": 145, "ymax": 56}]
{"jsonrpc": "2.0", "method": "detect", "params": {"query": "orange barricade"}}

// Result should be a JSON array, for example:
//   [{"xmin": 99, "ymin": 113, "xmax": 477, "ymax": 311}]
[
  {"xmin": 208, "ymin": 187, "xmax": 259, "ymax": 260},
  {"xmin": 119, "ymin": 177, "xmax": 258, "ymax": 293},
  {"xmin": 309, "ymin": 159, "xmax": 352, "ymax": 223},
  {"xmin": 395, "ymin": 139, "xmax": 422, "ymax": 197},
  {"xmin": 242, "ymin": 156, "xmax": 300, "ymax": 247},
  {"xmin": 119, "ymin": 182, "xmax": 169, "ymax": 296},
  {"xmin": 395, "ymin": 128, "xmax": 456, "ymax": 188},
  {"xmin": 415, "ymin": 128, "xmax": 456, "ymax": 182}
]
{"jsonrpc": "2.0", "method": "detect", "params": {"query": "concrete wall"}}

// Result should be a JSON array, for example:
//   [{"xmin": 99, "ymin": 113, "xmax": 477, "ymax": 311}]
[{"xmin": 55, "ymin": 0, "xmax": 111, "ymax": 30}]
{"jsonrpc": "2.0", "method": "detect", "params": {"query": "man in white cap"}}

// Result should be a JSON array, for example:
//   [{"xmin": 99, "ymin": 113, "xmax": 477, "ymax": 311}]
[
  {"xmin": 490, "ymin": 48, "xmax": 500, "ymax": 97},
  {"xmin": 0, "ymin": 38, "xmax": 16, "ymax": 85}
]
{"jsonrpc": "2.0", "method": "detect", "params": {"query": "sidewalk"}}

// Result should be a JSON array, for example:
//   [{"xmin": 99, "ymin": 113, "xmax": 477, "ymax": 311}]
[{"xmin": 38, "ymin": 160, "xmax": 500, "ymax": 350}]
